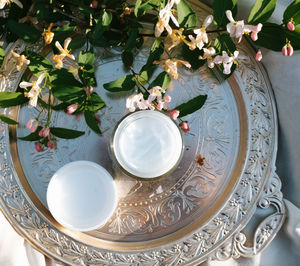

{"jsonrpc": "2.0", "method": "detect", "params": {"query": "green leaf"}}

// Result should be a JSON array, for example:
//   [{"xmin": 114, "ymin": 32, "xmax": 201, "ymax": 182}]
[
  {"xmin": 84, "ymin": 111, "xmax": 101, "ymax": 134},
  {"xmin": 18, "ymin": 126, "xmax": 42, "ymax": 141},
  {"xmin": 214, "ymin": 33, "xmax": 236, "ymax": 54},
  {"xmin": 79, "ymin": 65, "xmax": 97, "ymax": 87},
  {"xmin": 177, "ymin": 0, "xmax": 197, "ymax": 29},
  {"xmin": 35, "ymin": 0, "xmax": 65, "ymax": 22},
  {"xmin": 93, "ymin": 10, "xmax": 112, "ymax": 39},
  {"xmin": 78, "ymin": 51, "xmax": 94, "ymax": 66},
  {"xmin": 52, "ymin": 23, "xmax": 76, "ymax": 44},
  {"xmin": 255, "ymin": 23, "xmax": 285, "ymax": 51},
  {"xmin": 122, "ymin": 50, "xmax": 133, "ymax": 67},
  {"xmin": 213, "ymin": 0, "xmax": 238, "ymax": 26},
  {"xmin": 78, "ymin": 5, "xmax": 93, "ymax": 17},
  {"xmin": 51, "ymin": 69, "xmax": 85, "ymax": 101},
  {"xmin": 138, "ymin": 65, "xmax": 156, "ymax": 85},
  {"xmin": 78, "ymin": 51, "xmax": 96, "ymax": 87},
  {"xmin": 149, "ymin": 71, "xmax": 171, "ymax": 90},
  {"xmin": 0, "ymin": 47, "xmax": 4, "ymax": 67},
  {"xmin": 25, "ymin": 50, "xmax": 53, "ymax": 76},
  {"xmin": 0, "ymin": 114, "xmax": 18, "ymax": 125},
  {"xmin": 86, "ymin": 93, "xmax": 105, "ymax": 112},
  {"xmin": 145, "ymin": 38, "xmax": 164, "ymax": 66},
  {"xmin": 283, "ymin": 0, "xmax": 300, "ymax": 24},
  {"xmin": 248, "ymin": 0, "xmax": 277, "ymax": 24},
  {"xmin": 69, "ymin": 38, "xmax": 86, "ymax": 50},
  {"xmin": 285, "ymin": 26, "xmax": 300, "ymax": 49},
  {"xmin": 50, "ymin": 127, "xmax": 85, "ymax": 139},
  {"xmin": 134, "ymin": 0, "xmax": 161, "ymax": 17},
  {"xmin": 0, "ymin": 92, "xmax": 28, "ymax": 107},
  {"xmin": 124, "ymin": 28, "xmax": 138, "ymax": 51},
  {"xmin": 7, "ymin": 20, "xmax": 41, "ymax": 43},
  {"xmin": 103, "ymin": 75, "xmax": 136, "ymax": 92},
  {"xmin": 176, "ymin": 95, "xmax": 207, "ymax": 117},
  {"xmin": 182, "ymin": 43, "xmax": 206, "ymax": 70}
]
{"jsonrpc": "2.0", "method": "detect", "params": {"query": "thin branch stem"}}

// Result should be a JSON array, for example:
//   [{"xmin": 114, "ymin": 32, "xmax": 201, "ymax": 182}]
[{"xmin": 129, "ymin": 66, "xmax": 148, "ymax": 94}]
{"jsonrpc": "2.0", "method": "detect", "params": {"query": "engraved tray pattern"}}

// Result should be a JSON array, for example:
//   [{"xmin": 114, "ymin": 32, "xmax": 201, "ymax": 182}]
[{"xmin": 0, "ymin": 1, "xmax": 285, "ymax": 265}]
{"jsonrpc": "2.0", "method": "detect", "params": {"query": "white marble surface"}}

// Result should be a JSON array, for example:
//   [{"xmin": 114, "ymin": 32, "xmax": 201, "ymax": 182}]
[{"xmin": 1, "ymin": 0, "xmax": 300, "ymax": 265}]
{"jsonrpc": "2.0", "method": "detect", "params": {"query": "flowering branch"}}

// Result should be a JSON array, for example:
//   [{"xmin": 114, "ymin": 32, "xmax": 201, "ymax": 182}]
[{"xmin": 0, "ymin": 0, "xmax": 298, "ymax": 151}]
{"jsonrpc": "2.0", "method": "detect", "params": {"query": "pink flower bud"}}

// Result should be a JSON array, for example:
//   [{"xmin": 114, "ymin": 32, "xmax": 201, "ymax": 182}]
[
  {"xmin": 67, "ymin": 103, "xmax": 77, "ymax": 114},
  {"xmin": 39, "ymin": 127, "xmax": 50, "ymax": 138},
  {"xmin": 168, "ymin": 109, "xmax": 180, "ymax": 120},
  {"xmin": 282, "ymin": 45, "xmax": 288, "ymax": 56},
  {"xmin": 287, "ymin": 44, "xmax": 294, "ymax": 56},
  {"xmin": 90, "ymin": 0, "xmax": 98, "ymax": 8},
  {"xmin": 180, "ymin": 121, "xmax": 190, "ymax": 132},
  {"xmin": 164, "ymin": 95, "xmax": 171, "ymax": 103},
  {"xmin": 85, "ymin": 86, "xmax": 94, "ymax": 95},
  {"xmin": 94, "ymin": 114, "xmax": 101, "ymax": 123},
  {"xmin": 156, "ymin": 102, "xmax": 163, "ymax": 110},
  {"xmin": 287, "ymin": 21, "xmax": 295, "ymax": 31},
  {"xmin": 255, "ymin": 50, "xmax": 262, "ymax": 61},
  {"xmin": 35, "ymin": 142, "xmax": 42, "ymax": 152},
  {"xmin": 47, "ymin": 141, "xmax": 56, "ymax": 149},
  {"xmin": 26, "ymin": 119, "xmax": 38, "ymax": 133}
]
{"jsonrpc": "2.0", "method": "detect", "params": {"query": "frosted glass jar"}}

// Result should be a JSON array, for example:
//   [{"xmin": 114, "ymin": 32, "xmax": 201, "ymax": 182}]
[{"xmin": 111, "ymin": 110, "xmax": 183, "ymax": 179}]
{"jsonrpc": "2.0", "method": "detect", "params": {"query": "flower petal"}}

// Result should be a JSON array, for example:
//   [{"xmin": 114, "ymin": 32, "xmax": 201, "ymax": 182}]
[
  {"xmin": 225, "ymin": 10, "xmax": 234, "ymax": 22},
  {"xmin": 64, "ymin": 37, "xmax": 72, "ymax": 50},
  {"xmin": 203, "ymin": 15, "xmax": 213, "ymax": 28},
  {"xmin": 19, "ymin": 81, "xmax": 32, "ymax": 88}
]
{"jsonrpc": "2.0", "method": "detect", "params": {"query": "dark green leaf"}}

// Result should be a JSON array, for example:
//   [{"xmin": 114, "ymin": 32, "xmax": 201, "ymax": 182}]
[
  {"xmin": 148, "ymin": 71, "xmax": 171, "ymax": 90},
  {"xmin": 18, "ymin": 126, "xmax": 42, "ymax": 141},
  {"xmin": 50, "ymin": 127, "xmax": 85, "ymax": 139},
  {"xmin": 138, "ymin": 65, "xmax": 156, "ymax": 85},
  {"xmin": 25, "ymin": 50, "xmax": 53, "ymax": 76},
  {"xmin": 145, "ymin": 38, "xmax": 164, "ymax": 66},
  {"xmin": 84, "ymin": 111, "xmax": 101, "ymax": 134},
  {"xmin": 0, "ymin": 92, "xmax": 28, "ymax": 107},
  {"xmin": 248, "ymin": 0, "xmax": 277, "ymax": 24},
  {"xmin": 176, "ymin": 95, "xmax": 207, "ymax": 117},
  {"xmin": 213, "ymin": 0, "xmax": 238, "ymax": 26},
  {"xmin": 283, "ymin": 0, "xmax": 300, "ymax": 24},
  {"xmin": 93, "ymin": 10, "xmax": 112, "ymax": 39},
  {"xmin": 79, "ymin": 65, "xmax": 97, "ymax": 87},
  {"xmin": 214, "ymin": 33, "xmax": 236, "ymax": 54},
  {"xmin": 86, "ymin": 93, "xmax": 105, "ymax": 112},
  {"xmin": 69, "ymin": 38, "xmax": 86, "ymax": 50},
  {"xmin": 103, "ymin": 75, "xmax": 136, "ymax": 92},
  {"xmin": 285, "ymin": 27, "xmax": 300, "ymax": 49},
  {"xmin": 7, "ymin": 20, "xmax": 41, "ymax": 43},
  {"xmin": 51, "ymin": 102, "xmax": 69, "ymax": 111},
  {"xmin": 134, "ymin": 0, "xmax": 161, "ymax": 17},
  {"xmin": 35, "ymin": 0, "xmax": 65, "ymax": 22},
  {"xmin": 255, "ymin": 23, "xmax": 285, "ymax": 51},
  {"xmin": 78, "ymin": 5, "xmax": 93, "ymax": 17},
  {"xmin": 177, "ymin": 0, "xmax": 197, "ymax": 29},
  {"xmin": 0, "ymin": 114, "xmax": 18, "ymax": 125},
  {"xmin": 124, "ymin": 28, "xmax": 138, "ymax": 51},
  {"xmin": 52, "ymin": 23, "xmax": 76, "ymax": 44},
  {"xmin": 51, "ymin": 69, "xmax": 85, "ymax": 101},
  {"xmin": 122, "ymin": 50, "xmax": 133, "ymax": 67},
  {"xmin": 182, "ymin": 43, "xmax": 206, "ymax": 70}
]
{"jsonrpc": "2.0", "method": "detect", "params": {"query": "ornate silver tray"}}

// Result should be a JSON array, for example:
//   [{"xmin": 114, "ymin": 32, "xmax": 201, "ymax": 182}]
[{"xmin": 0, "ymin": 1, "xmax": 285, "ymax": 265}]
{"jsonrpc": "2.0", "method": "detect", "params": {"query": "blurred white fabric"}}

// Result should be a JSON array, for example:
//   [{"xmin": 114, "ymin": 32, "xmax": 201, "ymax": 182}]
[{"xmin": 1, "ymin": 0, "xmax": 300, "ymax": 265}]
